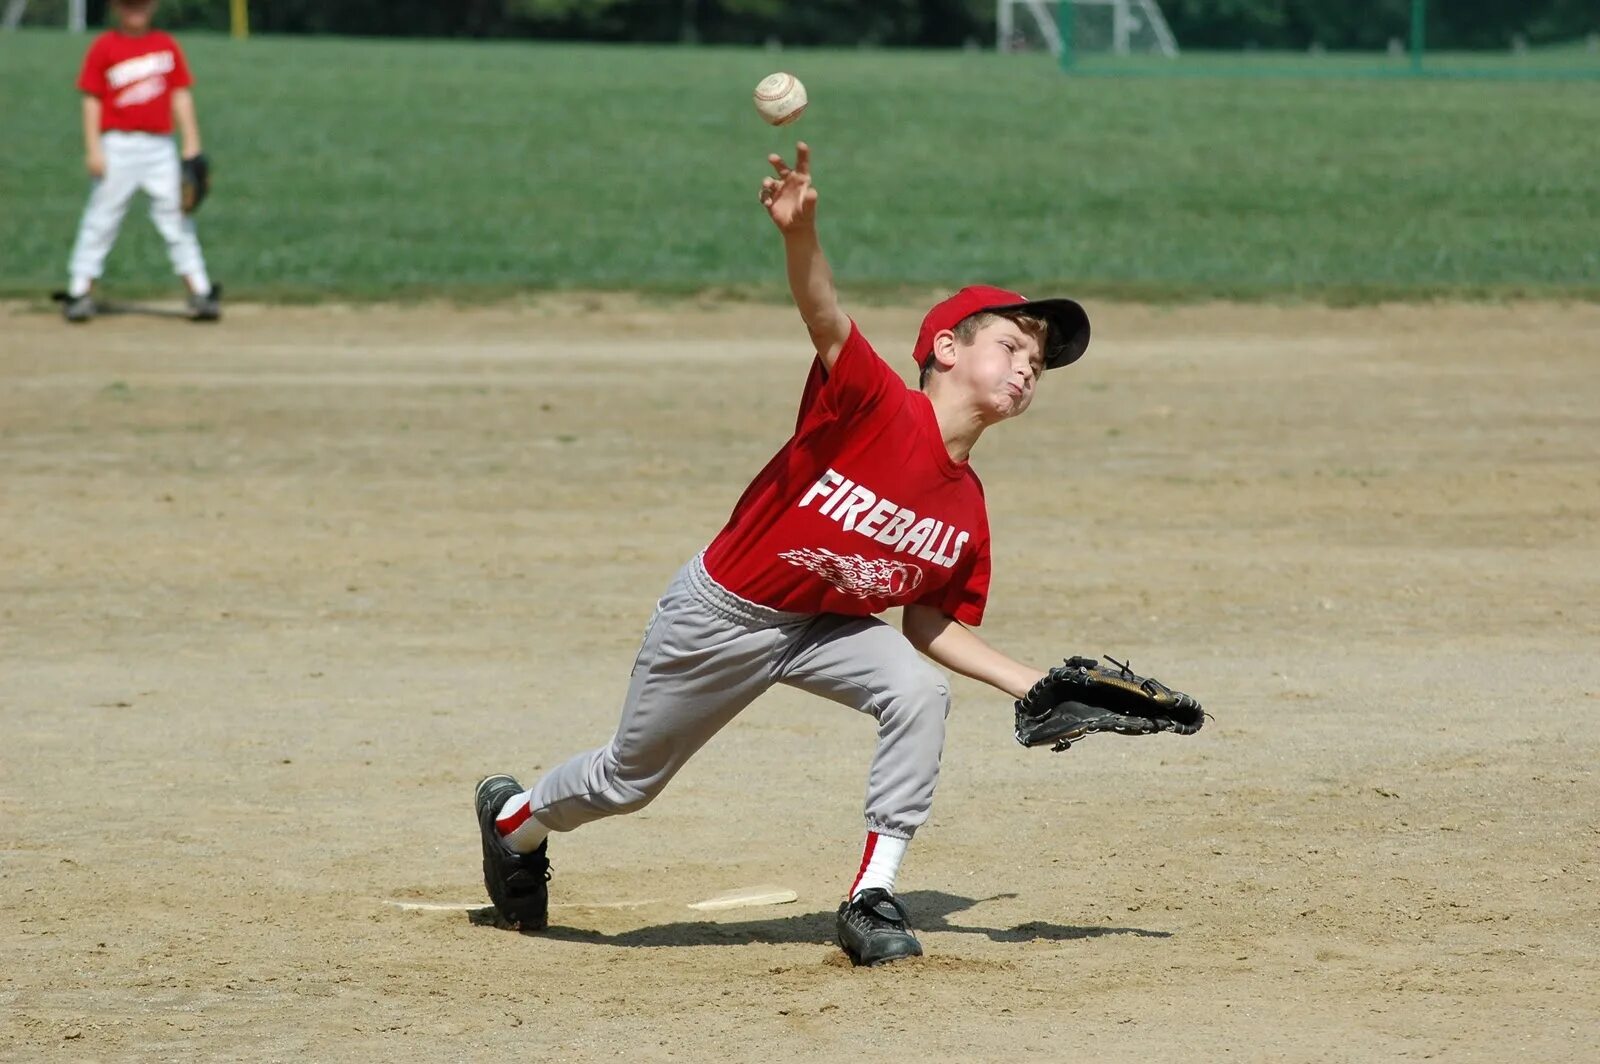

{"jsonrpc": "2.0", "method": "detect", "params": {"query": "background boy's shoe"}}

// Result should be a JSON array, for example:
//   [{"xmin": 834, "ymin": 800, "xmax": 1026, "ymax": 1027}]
[
  {"xmin": 60, "ymin": 293, "xmax": 95, "ymax": 323},
  {"xmin": 188, "ymin": 283, "xmax": 222, "ymax": 322},
  {"xmin": 474, "ymin": 774, "xmax": 550, "ymax": 930},
  {"xmin": 836, "ymin": 888, "xmax": 923, "ymax": 967}
]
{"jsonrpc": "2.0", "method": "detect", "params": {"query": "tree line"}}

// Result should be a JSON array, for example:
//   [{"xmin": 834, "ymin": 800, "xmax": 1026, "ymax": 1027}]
[{"xmin": 111, "ymin": 0, "xmax": 1597, "ymax": 50}]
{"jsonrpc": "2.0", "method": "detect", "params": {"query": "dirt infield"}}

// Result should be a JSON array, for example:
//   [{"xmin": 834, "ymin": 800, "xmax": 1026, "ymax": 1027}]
[{"xmin": 3, "ymin": 298, "xmax": 1597, "ymax": 1062}]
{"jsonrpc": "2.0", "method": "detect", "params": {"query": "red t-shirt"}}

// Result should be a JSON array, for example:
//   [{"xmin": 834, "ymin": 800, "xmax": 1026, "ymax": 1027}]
[
  {"xmin": 702, "ymin": 322, "xmax": 993, "ymax": 625},
  {"xmin": 77, "ymin": 30, "xmax": 192, "ymax": 135}
]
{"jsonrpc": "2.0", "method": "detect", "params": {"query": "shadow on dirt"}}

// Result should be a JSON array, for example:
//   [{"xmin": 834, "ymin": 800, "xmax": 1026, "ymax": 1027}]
[
  {"xmin": 82, "ymin": 300, "xmax": 194, "ymax": 320},
  {"xmin": 469, "ymin": 889, "xmax": 1172, "ymax": 946},
  {"xmin": 50, "ymin": 291, "xmax": 197, "ymax": 320}
]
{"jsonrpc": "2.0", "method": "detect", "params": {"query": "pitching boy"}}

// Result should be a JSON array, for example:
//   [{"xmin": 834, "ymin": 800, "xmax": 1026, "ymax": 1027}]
[
  {"xmin": 476, "ymin": 141, "xmax": 1091, "ymax": 967},
  {"xmin": 62, "ymin": 0, "xmax": 218, "ymax": 323}
]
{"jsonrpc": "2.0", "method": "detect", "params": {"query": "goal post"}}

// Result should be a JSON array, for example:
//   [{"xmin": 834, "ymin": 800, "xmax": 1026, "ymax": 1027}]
[
  {"xmin": 4, "ymin": 0, "xmax": 250, "ymax": 36},
  {"xmin": 998, "ymin": 0, "xmax": 1179, "ymax": 66}
]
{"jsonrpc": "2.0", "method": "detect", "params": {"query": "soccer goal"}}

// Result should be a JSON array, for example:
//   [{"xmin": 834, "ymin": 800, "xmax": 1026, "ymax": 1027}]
[
  {"xmin": 3, "ymin": 0, "xmax": 250, "ymax": 35},
  {"xmin": 997, "ymin": 0, "xmax": 1179, "ymax": 65},
  {"xmin": 2, "ymin": 0, "xmax": 86, "ymax": 31}
]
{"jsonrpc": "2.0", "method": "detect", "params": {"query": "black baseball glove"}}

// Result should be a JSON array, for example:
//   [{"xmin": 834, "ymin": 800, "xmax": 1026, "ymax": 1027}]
[
  {"xmin": 181, "ymin": 153, "xmax": 210, "ymax": 214},
  {"xmin": 1015, "ymin": 655, "xmax": 1204, "ymax": 752}
]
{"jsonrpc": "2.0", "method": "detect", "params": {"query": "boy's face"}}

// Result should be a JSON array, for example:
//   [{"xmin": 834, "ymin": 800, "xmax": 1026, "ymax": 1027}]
[
  {"xmin": 936, "ymin": 318, "xmax": 1046, "ymax": 421},
  {"xmin": 114, "ymin": 1, "xmax": 156, "ymax": 32}
]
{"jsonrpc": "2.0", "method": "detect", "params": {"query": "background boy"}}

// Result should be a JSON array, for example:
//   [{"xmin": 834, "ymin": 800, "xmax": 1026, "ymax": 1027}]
[
  {"xmin": 475, "ymin": 141, "xmax": 1091, "ymax": 966},
  {"xmin": 62, "ymin": 0, "xmax": 218, "ymax": 323}
]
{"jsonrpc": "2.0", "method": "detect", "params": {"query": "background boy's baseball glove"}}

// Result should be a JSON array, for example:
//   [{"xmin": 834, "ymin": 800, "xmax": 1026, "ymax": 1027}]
[
  {"xmin": 181, "ymin": 153, "xmax": 210, "ymax": 214},
  {"xmin": 1014, "ymin": 655, "xmax": 1204, "ymax": 752}
]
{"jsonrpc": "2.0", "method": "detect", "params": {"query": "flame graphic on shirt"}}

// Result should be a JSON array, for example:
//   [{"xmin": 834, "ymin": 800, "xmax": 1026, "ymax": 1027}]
[
  {"xmin": 779, "ymin": 547, "xmax": 925, "ymax": 600},
  {"xmin": 114, "ymin": 75, "xmax": 167, "ymax": 108}
]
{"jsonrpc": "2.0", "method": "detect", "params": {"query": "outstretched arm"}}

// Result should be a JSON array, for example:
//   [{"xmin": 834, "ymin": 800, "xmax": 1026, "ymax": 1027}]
[
  {"xmin": 759, "ymin": 142, "xmax": 851, "ymax": 370},
  {"xmin": 902, "ymin": 604, "xmax": 1045, "ymax": 700}
]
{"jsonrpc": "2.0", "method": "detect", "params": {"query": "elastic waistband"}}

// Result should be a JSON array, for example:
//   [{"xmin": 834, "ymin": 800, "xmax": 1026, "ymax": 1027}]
[{"xmin": 686, "ymin": 552, "xmax": 810, "ymax": 629}]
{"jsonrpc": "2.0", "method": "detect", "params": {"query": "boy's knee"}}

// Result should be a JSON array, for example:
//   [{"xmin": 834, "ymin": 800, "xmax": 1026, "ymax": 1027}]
[
  {"xmin": 877, "ymin": 663, "xmax": 951, "ymax": 725},
  {"xmin": 600, "ymin": 779, "xmax": 658, "ymax": 816},
  {"xmin": 593, "ymin": 750, "xmax": 665, "ymax": 816}
]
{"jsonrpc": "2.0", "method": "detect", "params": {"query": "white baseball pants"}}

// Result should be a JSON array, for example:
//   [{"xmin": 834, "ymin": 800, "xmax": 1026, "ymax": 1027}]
[{"xmin": 67, "ymin": 131, "xmax": 210, "ymax": 291}]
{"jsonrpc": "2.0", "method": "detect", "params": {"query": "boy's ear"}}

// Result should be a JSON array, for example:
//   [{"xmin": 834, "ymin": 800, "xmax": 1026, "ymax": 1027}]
[{"xmin": 930, "ymin": 329, "xmax": 960, "ymax": 372}]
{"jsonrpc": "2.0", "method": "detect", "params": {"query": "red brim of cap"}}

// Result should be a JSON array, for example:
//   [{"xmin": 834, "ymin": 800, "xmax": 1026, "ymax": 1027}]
[{"xmin": 982, "ymin": 297, "xmax": 1091, "ymax": 369}]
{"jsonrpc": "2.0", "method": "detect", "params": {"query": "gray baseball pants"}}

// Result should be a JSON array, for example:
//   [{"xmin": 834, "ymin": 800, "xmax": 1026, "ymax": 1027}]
[{"xmin": 526, "ymin": 553, "xmax": 951, "ymax": 840}]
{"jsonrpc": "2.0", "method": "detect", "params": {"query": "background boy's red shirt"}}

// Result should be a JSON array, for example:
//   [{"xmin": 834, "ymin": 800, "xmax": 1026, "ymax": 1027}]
[
  {"xmin": 77, "ymin": 30, "xmax": 192, "ymax": 134},
  {"xmin": 704, "ymin": 322, "xmax": 993, "ymax": 625}
]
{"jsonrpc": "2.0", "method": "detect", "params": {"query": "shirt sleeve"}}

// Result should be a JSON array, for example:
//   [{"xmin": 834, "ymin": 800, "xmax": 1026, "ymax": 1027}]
[
  {"xmin": 914, "ymin": 522, "xmax": 991, "ymax": 627},
  {"xmin": 792, "ymin": 320, "xmax": 904, "ymax": 434},
  {"xmin": 76, "ymin": 36, "xmax": 106, "ymax": 95},
  {"xmin": 167, "ymin": 36, "xmax": 193, "ymax": 89}
]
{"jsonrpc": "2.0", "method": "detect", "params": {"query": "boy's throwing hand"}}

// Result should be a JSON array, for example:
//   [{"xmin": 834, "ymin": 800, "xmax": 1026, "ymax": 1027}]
[{"xmin": 759, "ymin": 142, "xmax": 817, "ymax": 233}]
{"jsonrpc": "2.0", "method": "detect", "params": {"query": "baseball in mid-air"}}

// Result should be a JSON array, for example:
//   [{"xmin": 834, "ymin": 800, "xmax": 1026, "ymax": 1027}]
[{"xmin": 753, "ymin": 72, "xmax": 807, "ymax": 126}]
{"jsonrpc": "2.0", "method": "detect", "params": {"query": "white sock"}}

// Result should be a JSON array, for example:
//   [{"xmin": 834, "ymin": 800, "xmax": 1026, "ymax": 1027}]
[
  {"xmin": 186, "ymin": 271, "xmax": 212, "ymax": 297},
  {"xmin": 850, "ymin": 831, "xmax": 908, "ymax": 899},
  {"xmin": 68, "ymin": 276, "xmax": 92, "ymax": 298},
  {"xmin": 494, "ymin": 790, "xmax": 550, "ymax": 854}
]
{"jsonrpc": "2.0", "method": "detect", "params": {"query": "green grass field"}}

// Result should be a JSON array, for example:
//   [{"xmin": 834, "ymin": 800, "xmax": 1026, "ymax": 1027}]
[{"xmin": 3, "ymin": 31, "xmax": 1597, "ymax": 301}]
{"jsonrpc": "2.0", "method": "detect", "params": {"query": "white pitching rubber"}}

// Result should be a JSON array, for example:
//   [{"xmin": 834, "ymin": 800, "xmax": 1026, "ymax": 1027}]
[{"xmin": 687, "ymin": 885, "xmax": 800, "ymax": 912}]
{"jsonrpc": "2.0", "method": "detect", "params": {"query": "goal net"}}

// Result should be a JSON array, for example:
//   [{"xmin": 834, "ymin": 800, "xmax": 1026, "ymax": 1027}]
[{"xmin": 998, "ymin": 0, "xmax": 1179, "ymax": 61}]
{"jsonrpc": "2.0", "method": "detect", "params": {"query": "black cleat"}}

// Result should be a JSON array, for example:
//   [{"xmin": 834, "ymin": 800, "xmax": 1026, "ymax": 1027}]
[
  {"xmin": 474, "ymin": 774, "xmax": 550, "ymax": 930},
  {"xmin": 188, "ymin": 284, "xmax": 222, "ymax": 322},
  {"xmin": 62, "ymin": 293, "xmax": 95, "ymax": 323},
  {"xmin": 836, "ymin": 888, "xmax": 923, "ymax": 967}
]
